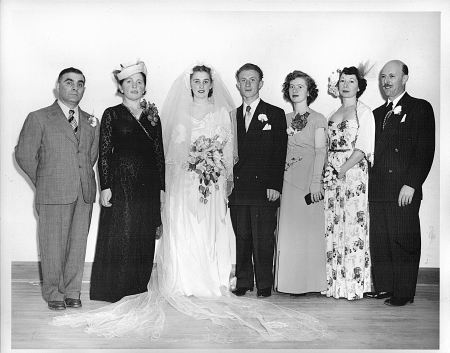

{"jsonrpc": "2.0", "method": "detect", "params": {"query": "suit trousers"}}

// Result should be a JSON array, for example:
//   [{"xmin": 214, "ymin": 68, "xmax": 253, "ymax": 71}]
[
  {"xmin": 36, "ymin": 186, "xmax": 93, "ymax": 302},
  {"xmin": 230, "ymin": 205, "xmax": 277, "ymax": 291},
  {"xmin": 369, "ymin": 199, "xmax": 421, "ymax": 298}
]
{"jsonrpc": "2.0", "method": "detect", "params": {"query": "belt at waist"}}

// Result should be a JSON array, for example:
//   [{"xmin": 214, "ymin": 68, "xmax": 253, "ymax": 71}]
[{"xmin": 329, "ymin": 149, "xmax": 351, "ymax": 152}]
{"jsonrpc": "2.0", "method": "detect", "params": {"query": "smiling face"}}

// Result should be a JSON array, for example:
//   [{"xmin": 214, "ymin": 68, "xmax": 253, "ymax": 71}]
[
  {"xmin": 190, "ymin": 71, "xmax": 212, "ymax": 101},
  {"xmin": 338, "ymin": 73, "xmax": 359, "ymax": 98},
  {"xmin": 120, "ymin": 73, "xmax": 146, "ymax": 101},
  {"xmin": 56, "ymin": 72, "xmax": 85, "ymax": 108},
  {"xmin": 380, "ymin": 61, "xmax": 408, "ymax": 100},
  {"xmin": 289, "ymin": 77, "xmax": 309, "ymax": 105},
  {"xmin": 236, "ymin": 69, "xmax": 263, "ymax": 103}
]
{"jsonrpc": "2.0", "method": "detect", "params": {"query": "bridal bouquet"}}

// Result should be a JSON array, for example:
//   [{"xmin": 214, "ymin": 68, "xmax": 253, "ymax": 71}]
[{"xmin": 184, "ymin": 128, "xmax": 231, "ymax": 204}]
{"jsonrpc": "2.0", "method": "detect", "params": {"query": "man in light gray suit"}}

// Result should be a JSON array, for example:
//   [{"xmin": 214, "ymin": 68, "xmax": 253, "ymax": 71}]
[{"xmin": 15, "ymin": 67, "xmax": 100, "ymax": 310}]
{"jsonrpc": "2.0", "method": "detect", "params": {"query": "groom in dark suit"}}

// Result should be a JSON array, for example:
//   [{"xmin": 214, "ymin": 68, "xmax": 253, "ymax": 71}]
[
  {"xmin": 366, "ymin": 60, "xmax": 435, "ymax": 306},
  {"xmin": 229, "ymin": 63, "xmax": 287, "ymax": 298},
  {"xmin": 15, "ymin": 67, "xmax": 100, "ymax": 310}
]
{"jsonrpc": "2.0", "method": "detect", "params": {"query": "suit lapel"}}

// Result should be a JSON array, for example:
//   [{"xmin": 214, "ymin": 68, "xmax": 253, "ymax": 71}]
[
  {"xmin": 47, "ymin": 101, "xmax": 78, "ymax": 144},
  {"xmin": 247, "ymin": 100, "xmax": 266, "ymax": 132},
  {"xmin": 375, "ymin": 93, "xmax": 411, "ymax": 156}
]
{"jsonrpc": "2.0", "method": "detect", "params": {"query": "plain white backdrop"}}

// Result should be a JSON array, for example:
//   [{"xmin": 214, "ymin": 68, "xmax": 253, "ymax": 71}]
[
  {"xmin": 1, "ymin": 3, "xmax": 441, "ymax": 266},
  {"xmin": 1, "ymin": 1, "xmax": 449, "ymax": 352}
]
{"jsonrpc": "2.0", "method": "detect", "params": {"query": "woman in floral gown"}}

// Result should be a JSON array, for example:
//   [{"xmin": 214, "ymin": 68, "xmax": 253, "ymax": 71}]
[{"xmin": 323, "ymin": 65, "xmax": 375, "ymax": 300}]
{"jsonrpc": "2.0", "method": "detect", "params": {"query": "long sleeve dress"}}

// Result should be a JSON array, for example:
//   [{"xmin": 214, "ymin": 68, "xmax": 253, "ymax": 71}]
[
  {"xmin": 89, "ymin": 103, "xmax": 165, "ymax": 302},
  {"xmin": 274, "ymin": 110, "xmax": 327, "ymax": 294},
  {"xmin": 323, "ymin": 100, "xmax": 374, "ymax": 300}
]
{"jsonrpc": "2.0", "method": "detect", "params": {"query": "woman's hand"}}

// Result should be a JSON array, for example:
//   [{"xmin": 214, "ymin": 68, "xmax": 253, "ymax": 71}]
[
  {"xmin": 101, "ymin": 188, "xmax": 112, "ymax": 207},
  {"xmin": 310, "ymin": 183, "xmax": 323, "ymax": 203}
]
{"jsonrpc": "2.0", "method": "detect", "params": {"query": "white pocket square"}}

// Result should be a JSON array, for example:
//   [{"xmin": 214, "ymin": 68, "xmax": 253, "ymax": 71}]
[
  {"xmin": 400, "ymin": 114, "xmax": 407, "ymax": 123},
  {"xmin": 263, "ymin": 124, "xmax": 272, "ymax": 131}
]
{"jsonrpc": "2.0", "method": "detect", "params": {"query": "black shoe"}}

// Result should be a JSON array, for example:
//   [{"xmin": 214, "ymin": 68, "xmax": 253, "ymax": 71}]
[
  {"xmin": 64, "ymin": 298, "xmax": 82, "ymax": 308},
  {"xmin": 48, "ymin": 301, "xmax": 66, "ymax": 310},
  {"xmin": 384, "ymin": 297, "xmax": 414, "ymax": 306},
  {"xmin": 257, "ymin": 288, "xmax": 271, "ymax": 298},
  {"xmin": 363, "ymin": 291, "xmax": 393, "ymax": 299},
  {"xmin": 232, "ymin": 287, "xmax": 253, "ymax": 296},
  {"xmin": 290, "ymin": 293, "xmax": 306, "ymax": 297}
]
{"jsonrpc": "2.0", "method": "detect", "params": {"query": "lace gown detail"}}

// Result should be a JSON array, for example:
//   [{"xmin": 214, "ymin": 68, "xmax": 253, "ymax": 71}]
[
  {"xmin": 323, "ymin": 108, "xmax": 372, "ymax": 300},
  {"xmin": 90, "ymin": 104, "xmax": 165, "ymax": 302}
]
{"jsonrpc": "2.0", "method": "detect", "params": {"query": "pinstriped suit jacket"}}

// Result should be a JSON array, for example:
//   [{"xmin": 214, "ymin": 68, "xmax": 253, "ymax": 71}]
[{"xmin": 15, "ymin": 100, "xmax": 100, "ymax": 204}]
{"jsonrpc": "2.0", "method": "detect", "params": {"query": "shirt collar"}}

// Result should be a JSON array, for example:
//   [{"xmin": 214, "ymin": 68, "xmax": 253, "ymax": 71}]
[
  {"xmin": 57, "ymin": 100, "xmax": 79, "ymax": 120},
  {"xmin": 387, "ymin": 91, "xmax": 406, "ymax": 108},
  {"xmin": 244, "ymin": 97, "xmax": 261, "ymax": 114}
]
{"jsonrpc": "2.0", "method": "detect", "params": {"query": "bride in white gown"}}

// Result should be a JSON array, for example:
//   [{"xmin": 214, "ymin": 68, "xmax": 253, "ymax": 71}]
[{"xmin": 52, "ymin": 63, "xmax": 336, "ymax": 342}]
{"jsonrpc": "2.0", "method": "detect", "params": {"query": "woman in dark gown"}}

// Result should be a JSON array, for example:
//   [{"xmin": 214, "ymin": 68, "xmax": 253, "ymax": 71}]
[{"xmin": 90, "ymin": 60, "xmax": 165, "ymax": 302}]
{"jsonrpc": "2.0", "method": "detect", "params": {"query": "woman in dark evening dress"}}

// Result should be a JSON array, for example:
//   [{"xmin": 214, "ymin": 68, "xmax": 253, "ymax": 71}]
[{"xmin": 89, "ymin": 60, "xmax": 165, "ymax": 302}]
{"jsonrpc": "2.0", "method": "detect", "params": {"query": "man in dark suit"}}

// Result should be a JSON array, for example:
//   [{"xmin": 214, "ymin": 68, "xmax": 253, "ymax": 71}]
[
  {"xmin": 366, "ymin": 60, "xmax": 435, "ymax": 306},
  {"xmin": 15, "ymin": 67, "xmax": 100, "ymax": 310},
  {"xmin": 228, "ymin": 63, "xmax": 287, "ymax": 298}
]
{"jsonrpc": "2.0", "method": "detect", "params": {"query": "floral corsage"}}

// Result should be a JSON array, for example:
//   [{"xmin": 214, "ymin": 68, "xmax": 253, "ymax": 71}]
[
  {"xmin": 287, "ymin": 111, "xmax": 309, "ymax": 136},
  {"xmin": 393, "ymin": 105, "xmax": 402, "ymax": 115},
  {"xmin": 258, "ymin": 114, "xmax": 268, "ymax": 123},
  {"xmin": 140, "ymin": 99, "xmax": 160, "ymax": 126},
  {"xmin": 327, "ymin": 69, "xmax": 341, "ymax": 97},
  {"xmin": 323, "ymin": 164, "xmax": 340, "ymax": 189},
  {"xmin": 87, "ymin": 113, "xmax": 98, "ymax": 127}
]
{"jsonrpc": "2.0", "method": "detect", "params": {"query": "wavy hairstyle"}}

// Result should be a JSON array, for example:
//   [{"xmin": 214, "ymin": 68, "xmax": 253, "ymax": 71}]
[
  {"xmin": 190, "ymin": 65, "xmax": 213, "ymax": 98},
  {"xmin": 282, "ymin": 70, "xmax": 318, "ymax": 106},
  {"xmin": 339, "ymin": 66, "xmax": 367, "ymax": 98}
]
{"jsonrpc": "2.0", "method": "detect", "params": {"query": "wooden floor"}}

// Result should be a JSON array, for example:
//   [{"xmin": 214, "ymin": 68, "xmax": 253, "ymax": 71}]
[{"xmin": 10, "ymin": 262, "xmax": 440, "ymax": 350}]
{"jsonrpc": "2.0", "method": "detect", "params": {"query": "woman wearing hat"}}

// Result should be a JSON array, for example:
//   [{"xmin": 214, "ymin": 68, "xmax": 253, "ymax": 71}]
[{"xmin": 89, "ymin": 60, "xmax": 165, "ymax": 302}]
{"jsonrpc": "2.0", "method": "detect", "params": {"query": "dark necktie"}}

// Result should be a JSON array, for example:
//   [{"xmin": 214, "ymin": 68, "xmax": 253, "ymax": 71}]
[
  {"xmin": 382, "ymin": 101, "xmax": 393, "ymax": 130},
  {"xmin": 244, "ymin": 106, "xmax": 251, "ymax": 131},
  {"xmin": 68, "ymin": 109, "xmax": 78, "ymax": 134}
]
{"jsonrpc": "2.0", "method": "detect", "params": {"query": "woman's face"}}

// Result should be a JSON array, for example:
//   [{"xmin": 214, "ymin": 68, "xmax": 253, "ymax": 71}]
[
  {"xmin": 120, "ymin": 73, "xmax": 145, "ymax": 101},
  {"xmin": 288, "ymin": 77, "xmax": 309, "ymax": 105},
  {"xmin": 338, "ymin": 74, "xmax": 359, "ymax": 98},
  {"xmin": 190, "ymin": 71, "xmax": 212, "ymax": 100}
]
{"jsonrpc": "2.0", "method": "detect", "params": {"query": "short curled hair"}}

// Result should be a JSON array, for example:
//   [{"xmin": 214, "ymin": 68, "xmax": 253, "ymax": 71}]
[
  {"xmin": 282, "ymin": 70, "xmax": 318, "ymax": 106},
  {"xmin": 58, "ymin": 67, "xmax": 85, "ymax": 84},
  {"xmin": 339, "ymin": 66, "xmax": 367, "ymax": 98},
  {"xmin": 190, "ymin": 65, "xmax": 213, "ymax": 98},
  {"xmin": 113, "ymin": 71, "xmax": 147, "ymax": 95},
  {"xmin": 235, "ymin": 63, "xmax": 264, "ymax": 81}
]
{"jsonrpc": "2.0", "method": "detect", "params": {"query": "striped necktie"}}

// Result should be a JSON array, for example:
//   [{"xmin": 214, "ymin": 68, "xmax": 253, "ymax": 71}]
[
  {"xmin": 382, "ymin": 101, "xmax": 393, "ymax": 130},
  {"xmin": 68, "ymin": 109, "xmax": 78, "ymax": 134}
]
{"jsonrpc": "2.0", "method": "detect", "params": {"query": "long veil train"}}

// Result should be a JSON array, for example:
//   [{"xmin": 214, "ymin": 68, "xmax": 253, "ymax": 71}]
[{"xmin": 52, "ymin": 62, "xmax": 336, "ymax": 342}]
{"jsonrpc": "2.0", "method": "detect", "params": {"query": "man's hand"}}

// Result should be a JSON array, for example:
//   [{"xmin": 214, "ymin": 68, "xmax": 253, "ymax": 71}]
[
  {"xmin": 267, "ymin": 189, "xmax": 280, "ymax": 202},
  {"xmin": 101, "ymin": 188, "xmax": 112, "ymax": 207},
  {"xmin": 398, "ymin": 185, "xmax": 415, "ymax": 207}
]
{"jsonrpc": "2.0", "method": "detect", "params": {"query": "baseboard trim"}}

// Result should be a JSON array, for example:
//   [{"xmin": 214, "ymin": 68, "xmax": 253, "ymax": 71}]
[{"xmin": 11, "ymin": 261, "xmax": 440, "ymax": 285}]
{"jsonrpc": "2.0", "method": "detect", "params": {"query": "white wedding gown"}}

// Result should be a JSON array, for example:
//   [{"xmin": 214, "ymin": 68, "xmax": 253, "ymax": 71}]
[{"xmin": 52, "ymin": 107, "xmax": 335, "ymax": 342}]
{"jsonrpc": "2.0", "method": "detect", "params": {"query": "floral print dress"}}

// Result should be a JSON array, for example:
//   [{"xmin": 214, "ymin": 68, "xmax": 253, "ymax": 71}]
[{"xmin": 323, "ymin": 101, "xmax": 374, "ymax": 300}]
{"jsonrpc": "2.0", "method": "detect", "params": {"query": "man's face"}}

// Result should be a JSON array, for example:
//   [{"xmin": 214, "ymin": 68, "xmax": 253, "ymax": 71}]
[
  {"xmin": 236, "ymin": 69, "xmax": 263, "ymax": 101},
  {"xmin": 380, "ymin": 61, "xmax": 408, "ymax": 100},
  {"xmin": 57, "ymin": 72, "xmax": 86, "ymax": 107}
]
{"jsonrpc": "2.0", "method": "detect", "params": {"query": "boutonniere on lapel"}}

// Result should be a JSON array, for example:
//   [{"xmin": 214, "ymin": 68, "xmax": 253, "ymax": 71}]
[
  {"xmin": 87, "ymin": 112, "xmax": 98, "ymax": 127},
  {"xmin": 140, "ymin": 99, "xmax": 160, "ymax": 126},
  {"xmin": 258, "ymin": 114, "xmax": 271, "ymax": 130},
  {"xmin": 393, "ymin": 105, "xmax": 402, "ymax": 115}
]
